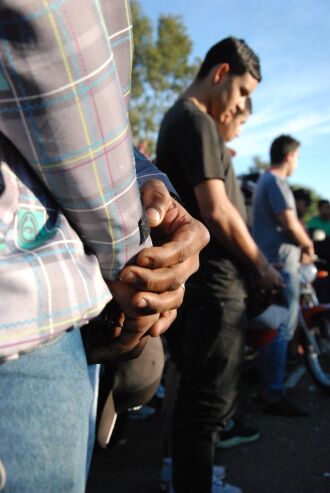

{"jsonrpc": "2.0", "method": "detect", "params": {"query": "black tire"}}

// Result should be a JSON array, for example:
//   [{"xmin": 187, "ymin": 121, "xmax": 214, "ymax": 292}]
[{"xmin": 303, "ymin": 316, "xmax": 330, "ymax": 392}]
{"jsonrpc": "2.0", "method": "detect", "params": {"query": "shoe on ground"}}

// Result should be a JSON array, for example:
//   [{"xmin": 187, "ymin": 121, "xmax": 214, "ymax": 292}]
[
  {"xmin": 162, "ymin": 457, "xmax": 226, "ymax": 492},
  {"xmin": 212, "ymin": 478, "xmax": 243, "ymax": 493},
  {"xmin": 216, "ymin": 419, "xmax": 260, "ymax": 449},
  {"xmin": 169, "ymin": 478, "xmax": 241, "ymax": 493},
  {"xmin": 160, "ymin": 458, "xmax": 172, "ymax": 492},
  {"xmin": 262, "ymin": 396, "xmax": 309, "ymax": 417}
]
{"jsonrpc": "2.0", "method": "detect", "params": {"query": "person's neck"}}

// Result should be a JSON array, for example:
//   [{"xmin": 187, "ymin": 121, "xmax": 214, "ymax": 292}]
[
  {"xmin": 270, "ymin": 164, "xmax": 288, "ymax": 178},
  {"xmin": 183, "ymin": 82, "xmax": 209, "ymax": 114}
]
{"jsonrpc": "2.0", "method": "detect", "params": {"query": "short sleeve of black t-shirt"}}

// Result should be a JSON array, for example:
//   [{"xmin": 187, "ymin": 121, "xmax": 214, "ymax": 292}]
[
  {"xmin": 156, "ymin": 99, "xmax": 226, "ymax": 216},
  {"xmin": 171, "ymin": 100, "xmax": 226, "ymax": 186}
]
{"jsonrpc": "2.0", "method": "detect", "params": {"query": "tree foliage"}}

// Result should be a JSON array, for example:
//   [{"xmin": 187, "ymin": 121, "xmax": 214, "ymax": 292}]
[
  {"xmin": 249, "ymin": 155, "xmax": 269, "ymax": 172},
  {"xmin": 130, "ymin": 1, "xmax": 199, "ymax": 153},
  {"xmin": 290, "ymin": 184, "xmax": 320, "ymax": 223}
]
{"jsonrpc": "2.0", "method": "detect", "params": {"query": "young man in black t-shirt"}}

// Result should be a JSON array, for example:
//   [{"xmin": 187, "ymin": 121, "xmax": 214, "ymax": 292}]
[{"xmin": 157, "ymin": 37, "xmax": 283, "ymax": 493}]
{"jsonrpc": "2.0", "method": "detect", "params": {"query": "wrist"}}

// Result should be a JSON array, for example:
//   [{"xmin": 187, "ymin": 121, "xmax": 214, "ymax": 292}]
[
  {"xmin": 257, "ymin": 262, "xmax": 271, "ymax": 278},
  {"xmin": 307, "ymin": 241, "xmax": 313, "ymax": 248},
  {"xmin": 301, "ymin": 241, "xmax": 313, "ymax": 251},
  {"xmin": 254, "ymin": 254, "xmax": 271, "ymax": 278}
]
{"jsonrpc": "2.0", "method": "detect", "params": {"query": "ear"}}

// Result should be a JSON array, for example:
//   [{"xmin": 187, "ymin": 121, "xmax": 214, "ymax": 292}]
[
  {"xmin": 222, "ymin": 111, "xmax": 232, "ymax": 126},
  {"xmin": 212, "ymin": 63, "xmax": 230, "ymax": 84},
  {"xmin": 286, "ymin": 150, "xmax": 295, "ymax": 162}
]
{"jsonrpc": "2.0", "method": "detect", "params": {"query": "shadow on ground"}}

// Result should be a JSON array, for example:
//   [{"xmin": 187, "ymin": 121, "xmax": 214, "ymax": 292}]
[{"xmin": 87, "ymin": 367, "xmax": 330, "ymax": 493}]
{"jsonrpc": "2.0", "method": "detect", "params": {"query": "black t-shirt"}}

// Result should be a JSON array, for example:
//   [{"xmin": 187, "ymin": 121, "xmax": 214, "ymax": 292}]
[{"xmin": 156, "ymin": 98, "xmax": 247, "ymax": 298}]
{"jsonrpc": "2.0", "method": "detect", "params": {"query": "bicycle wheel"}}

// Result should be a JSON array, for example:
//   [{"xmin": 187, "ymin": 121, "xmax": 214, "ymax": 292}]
[{"xmin": 302, "ymin": 316, "xmax": 330, "ymax": 392}]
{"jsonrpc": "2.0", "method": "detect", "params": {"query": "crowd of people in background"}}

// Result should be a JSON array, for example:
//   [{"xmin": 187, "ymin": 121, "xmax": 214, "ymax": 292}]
[{"xmin": 0, "ymin": 2, "xmax": 329, "ymax": 493}]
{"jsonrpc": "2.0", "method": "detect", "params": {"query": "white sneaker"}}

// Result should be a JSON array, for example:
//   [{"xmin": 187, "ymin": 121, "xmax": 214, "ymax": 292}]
[
  {"xmin": 169, "ymin": 479, "xmax": 242, "ymax": 493},
  {"xmin": 162, "ymin": 458, "xmax": 226, "ymax": 492},
  {"xmin": 212, "ymin": 478, "xmax": 242, "ymax": 493},
  {"xmin": 162, "ymin": 458, "xmax": 230, "ymax": 493},
  {"xmin": 213, "ymin": 464, "xmax": 226, "ymax": 481}
]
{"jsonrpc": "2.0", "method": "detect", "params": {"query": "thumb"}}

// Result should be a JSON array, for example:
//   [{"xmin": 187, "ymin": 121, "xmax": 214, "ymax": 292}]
[
  {"xmin": 145, "ymin": 206, "xmax": 161, "ymax": 226},
  {"xmin": 140, "ymin": 179, "xmax": 172, "ymax": 227}
]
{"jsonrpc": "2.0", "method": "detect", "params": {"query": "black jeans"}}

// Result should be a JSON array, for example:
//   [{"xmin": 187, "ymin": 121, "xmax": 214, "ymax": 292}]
[{"xmin": 172, "ymin": 289, "xmax": 246, "ymax": 493}]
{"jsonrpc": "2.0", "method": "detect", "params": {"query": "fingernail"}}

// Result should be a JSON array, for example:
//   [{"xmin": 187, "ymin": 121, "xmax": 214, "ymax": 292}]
[
  {"xmin": 139, "ymin": 256, "xmax": 153, "ymax": 268},
  {"xmin": 120, "ymin": 272, "xmax": 137, "ymax": 283},
  {"xmin": 145, "ymin": 207, "xmax": 161, "ymax": 224}
]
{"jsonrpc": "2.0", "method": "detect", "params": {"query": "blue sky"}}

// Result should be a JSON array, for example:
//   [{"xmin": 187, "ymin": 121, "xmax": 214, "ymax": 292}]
[{"xmin": 138, "ymin": 0, "xmax": 330, "ymax": 199}]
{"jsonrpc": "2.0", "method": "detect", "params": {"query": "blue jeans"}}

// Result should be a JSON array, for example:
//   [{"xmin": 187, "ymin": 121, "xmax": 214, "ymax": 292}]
[
  {"xmin": 87, "ymin": 363, "xmax": 100, "ymax": 473},
  {"xmin": 280, "ymin": 268, "xmax": 300, "ymax": 341},
  {"xmin": 172, "ymin": 290, "xmax": 247, "ymax": 493},
  {"xmin": 0, "ymin": 329, "xmax": 94, "ymax": 493},
  {"xmin": 257, "ymin": 268, "xmax": 300, "ymax": 398}
]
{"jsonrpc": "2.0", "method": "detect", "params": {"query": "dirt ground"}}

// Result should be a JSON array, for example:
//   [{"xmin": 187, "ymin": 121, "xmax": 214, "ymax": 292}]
[{"xmin": 87, "ymin": 364, "xmax": 330, "ymax": 493}]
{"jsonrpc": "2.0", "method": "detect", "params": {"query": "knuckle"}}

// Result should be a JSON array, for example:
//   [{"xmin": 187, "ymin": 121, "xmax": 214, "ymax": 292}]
[
  {"xmin": 168, "ymin": 279, "xmax": 182, "ymax": 291},
  {"xmin": 177, "ymin": 245, "xmax": 185, "ymax": 264}
]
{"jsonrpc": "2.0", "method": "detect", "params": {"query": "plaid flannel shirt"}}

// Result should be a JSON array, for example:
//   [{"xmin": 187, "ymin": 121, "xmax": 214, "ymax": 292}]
[{"xmin": 0, "ymin": 0, "xmax": 174, "ymax": 360}]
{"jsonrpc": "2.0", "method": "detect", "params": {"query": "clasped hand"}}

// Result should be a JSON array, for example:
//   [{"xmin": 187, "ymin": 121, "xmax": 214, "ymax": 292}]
[{"xmin": 106, "ymin": 179, "xmax": 209, "ymax": 360}]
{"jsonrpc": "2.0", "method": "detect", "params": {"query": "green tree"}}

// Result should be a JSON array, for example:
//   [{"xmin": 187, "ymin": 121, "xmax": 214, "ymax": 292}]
[
  {"xmin": 130, "ymin": 1, "xmax": 199, "ymax": 153},
  {"xmin": 291, "ymin": 185, "xmax": 320, "ymax": 223},
  {"xmin": 248, "ymin": 155, "xmax": 269, "ymax": 173}
]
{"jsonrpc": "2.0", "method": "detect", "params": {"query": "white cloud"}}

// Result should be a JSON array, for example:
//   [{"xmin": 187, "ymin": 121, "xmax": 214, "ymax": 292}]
[
  {"xmin": 285, "ymin": 113, "xmax": 330, "ymax": 133},
  {"xmin": 234, "ymin": 110, "xmax": 330, "ymax": 159}
]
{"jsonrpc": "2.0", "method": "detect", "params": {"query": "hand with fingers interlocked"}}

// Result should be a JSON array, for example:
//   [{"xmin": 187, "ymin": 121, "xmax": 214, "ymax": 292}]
[{"xmin": 106, "ymin": 179, "xmax": 210, "ymax": 360}]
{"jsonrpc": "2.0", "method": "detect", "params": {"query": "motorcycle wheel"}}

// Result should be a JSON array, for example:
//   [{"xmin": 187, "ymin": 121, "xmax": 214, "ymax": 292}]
[{"xmin": 303, "ymin": 316, "xmax": 330, "ymax": 392}]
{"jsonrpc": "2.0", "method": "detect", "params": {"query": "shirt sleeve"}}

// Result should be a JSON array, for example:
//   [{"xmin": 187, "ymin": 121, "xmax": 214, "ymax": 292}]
[
  {"xmin": 267, "ymin": 176, "xmax": 293, "ymax": 215},
  {"xmin": 0, "ymin": 0, "xmax": 149, "ymax": 280},
  {"xmin": 175, "ymin": 109, "xmax": 226, "ymax": 188},
  {"xmin": 134, "ymin": 148, "xmax": 178, "ymax": 197}
]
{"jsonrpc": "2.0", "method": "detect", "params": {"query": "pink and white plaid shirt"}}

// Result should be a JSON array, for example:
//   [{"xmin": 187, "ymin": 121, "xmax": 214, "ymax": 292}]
[{"xmin": 0, "ymin": 0, "xmax": 172, "ymax": 360}]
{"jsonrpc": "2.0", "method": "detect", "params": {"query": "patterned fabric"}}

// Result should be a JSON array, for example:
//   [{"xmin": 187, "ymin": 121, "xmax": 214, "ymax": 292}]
[
  {"xmin": 0, "ymin": 1, "xmax": 167, "ymax": 359},
  {"xmin": 134, "ymin": 147, "xmax": 176, "ymax": 193}
]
